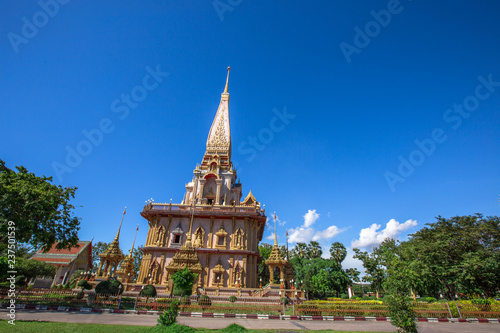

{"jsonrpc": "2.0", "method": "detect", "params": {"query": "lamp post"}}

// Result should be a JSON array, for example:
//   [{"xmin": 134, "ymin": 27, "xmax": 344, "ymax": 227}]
[
  {"xmin": 280, "ymin": 278, "xmax": 283, "ymax": 289},
  {"xmin": 259, "ymin": 277, "xmax": 262, "ymax": 289}
]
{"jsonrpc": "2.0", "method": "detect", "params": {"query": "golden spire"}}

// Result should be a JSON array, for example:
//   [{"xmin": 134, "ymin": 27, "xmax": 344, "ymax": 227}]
[
  {"xmin": 128, "ymin": 224, "xmax": 139, "ymax": 256},
  {"xmin": 223, "ymin": 66, "xmax": 231, "ymax": 93},
  {"xmin": 274, "ymin": 211, "xmax": 278, "ymax": 246},
  {"xmin": 113, "ymin": 207, "xmax": 126, "ymax": 242},
  {"xmin": 102, "ymin": 207, "xmax": 126, "ymax": 258},
  {"xmin": 206, "ymin": 67, "xmax": 232, "ymax": 157}
]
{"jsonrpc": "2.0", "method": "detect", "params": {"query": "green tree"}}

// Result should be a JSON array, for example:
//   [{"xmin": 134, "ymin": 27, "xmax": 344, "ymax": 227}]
[
  {"xmin": 289, "ymin": 241, "xmax": 323, "ymax": 260},
  {"xmin": 0, "ymin": 257, "xmax": 56, "ymax": 283},
  {"xmin": 171, "ymin": 267, "xmax": 197, "ymax": 296},
  {"xmin": 329, "ymin": 242, "xmax": 347, "ymax": 266},
  {"xmin": 258, "ymin": 243, "xmax": 273, "ymax": 284},
  {"xmin": 406, "ymin": 214, "xmax": 500, "ymax": 298},
  {"xmin": 298, "ymin": 258, "xmax": 349, "ymax": 299},
  {"xmin": 353, "ymin": 247, "xmax": 386, "ymax": 298},
  {"xmin": 345, "ymin": 267, "xmax": 361, "ymax": 283},
  {"xmin": 0, "ymin": 159, "xmax": 80, "ymax": 253}
]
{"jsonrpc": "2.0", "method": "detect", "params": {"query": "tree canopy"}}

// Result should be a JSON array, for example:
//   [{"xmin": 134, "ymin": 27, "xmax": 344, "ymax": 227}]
[
  {"xmin": 0, "ymin": 159, "xmax": 80, "ymax": 253},
  {"xmin": 354, "ymin": 214, "xmax": 500, "ymax": 299}
]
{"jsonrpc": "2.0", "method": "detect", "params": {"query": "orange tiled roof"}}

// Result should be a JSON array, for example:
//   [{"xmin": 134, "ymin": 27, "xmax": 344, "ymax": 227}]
[{"xmin": 31, "ymin": 241, "xmax": 92, "ymax": 267}]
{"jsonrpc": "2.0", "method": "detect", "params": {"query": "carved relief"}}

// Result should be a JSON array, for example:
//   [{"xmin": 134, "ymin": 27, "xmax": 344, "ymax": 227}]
[{"xmin": 193, "ymin": 226, "xmax": 205, "ymax": 248}]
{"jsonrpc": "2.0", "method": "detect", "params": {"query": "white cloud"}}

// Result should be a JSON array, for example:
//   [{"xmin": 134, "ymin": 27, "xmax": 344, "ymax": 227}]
[
  {"xmin": 288, "ymin": 226, "xmax": 315, "ymax": 243},
  {"xmin": 303, "ymin": 209, "xmax": 320, "ymax": 227},
  {"xmin": 266, "ymin": 233, "xmax": 276, "ymax": 241},
  {"xmin": 351, "ymin": 219, "xmax": 418, "ymax": 249},
  {"xmin": 312, "ymin": 225, "xmax": 341, "ymax": 241},
  {"xmin": 288, "ymin": 209, "xmax": 344, "ymax": 243}
]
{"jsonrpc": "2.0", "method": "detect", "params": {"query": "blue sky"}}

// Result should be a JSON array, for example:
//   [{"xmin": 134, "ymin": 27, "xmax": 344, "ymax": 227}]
[{"xmin": 2, "ymin": 1, "xmax": 499, "ymax": 271}]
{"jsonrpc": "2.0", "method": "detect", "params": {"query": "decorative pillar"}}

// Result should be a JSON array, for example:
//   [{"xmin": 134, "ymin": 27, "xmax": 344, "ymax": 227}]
[
  {"xmin": 205, "ymin": 254, "xmax": 211, "ymax": 286},
  {"xmin": 229, "ymin": 255, "xmax": 234, "ymax": 288},
  {"xmin": 138, "ymin": 253, "xmax": 152, "ymax": 283},
  {"xmin": 159, "ymin": 254, "xmax": 166, "ymax": 284},
  {"xmin": 198, "ymin": 179, "xmax": 206, "ymax": 202},
  {"xmin": 215, "ymin": 179, "xmax": 223, "ymax": 204},
  {"xmin": 165, "ymin": 215, "xmax": 172, "ymax": 246},
  {"xmin": 243, "ymin": 256, "xmax": 247, "ymax": 288},
  {"xmin": 97, "ymin": 259, "xmax": 104, "ymax": 275},
  {"xmin": 208, "ymin": 217, "xmax": 214, "ymax": 248}
]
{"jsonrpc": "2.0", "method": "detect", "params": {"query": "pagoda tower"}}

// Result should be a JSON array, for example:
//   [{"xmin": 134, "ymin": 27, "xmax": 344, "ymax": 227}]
[
  {"xmin": 137, "ymin": 68, "xmax": 267, "ymax": 291},
  {"xmin": 97, "ymin": 208, "xmax": 126, "ymax": 278}
]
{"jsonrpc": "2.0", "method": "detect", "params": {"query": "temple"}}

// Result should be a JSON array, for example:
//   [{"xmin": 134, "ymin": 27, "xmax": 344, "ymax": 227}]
[{"xmin": 136, "ymin": 67, "xmax": 268, "ymax": 291}]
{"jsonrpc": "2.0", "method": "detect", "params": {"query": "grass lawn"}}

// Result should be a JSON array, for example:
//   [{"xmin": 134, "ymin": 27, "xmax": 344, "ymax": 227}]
[{"xmin": 0, "ymin": 320, "xmax": 390, "ymax": 333}]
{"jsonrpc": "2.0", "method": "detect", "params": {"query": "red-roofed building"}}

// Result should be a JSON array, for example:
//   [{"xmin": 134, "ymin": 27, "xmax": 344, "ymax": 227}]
[{"xmin": 31, "ymin": 241, "xmax": 92, "ymax": 287}]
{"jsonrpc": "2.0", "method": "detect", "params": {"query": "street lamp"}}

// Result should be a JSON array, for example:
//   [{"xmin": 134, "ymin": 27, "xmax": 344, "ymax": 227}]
[{"xmin": 259, "ymin": 277, "xmax": 262, "ymax": 289}]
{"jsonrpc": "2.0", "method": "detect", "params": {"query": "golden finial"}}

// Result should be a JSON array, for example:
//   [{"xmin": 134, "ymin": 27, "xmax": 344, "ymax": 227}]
[
  {"xmin": 113, "ymin": 207, "xmax": 126, "ymax": 242},
  {"xmin": 274, "ymin": 211, "xmax": 278, "ymax": 246},
  {"xmin": 223, "ymin": 66, "xmax": 231, "ymax": 93},
  {"xmin": 129, "ymin": 224, "xmax": 139, "ymax": 256}
]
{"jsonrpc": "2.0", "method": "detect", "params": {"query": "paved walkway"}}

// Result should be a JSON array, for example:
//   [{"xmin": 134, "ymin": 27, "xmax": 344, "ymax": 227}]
[{"xmin": 4, "ymin": 310, "xmax": 500, "ymax": 332}]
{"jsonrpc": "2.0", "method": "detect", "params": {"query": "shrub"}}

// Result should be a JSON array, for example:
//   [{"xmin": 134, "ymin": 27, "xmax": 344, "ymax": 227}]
[
  {"xmin": 340, "ymin": 293, "xmax": 349, "ymax": 299},
  {"xmin": 229, "ymin": 295, "xmax": 237, "ymax": 303},
  {"xmin": 471, "ymin": 298, "xmax": 491, "ymax": 305},
  {"xmin": 95, "ymin": 279, "xmax": 123, "ymax": 295},
  {"xmin": 386, "ymin": 294, "xmax": 417, "ymax": 333},
  {"xmin": 140, "ymin": 284, "xmax": 157, "ymax": 299},
  {"xmin": 158, "ymin": 299, "xmax": 180, "ymax": 327},
  {"xmin": 425, "ymin": 297, "xmax": 437, "ymax": 303},
  {"xmin": 77, "ymin": 279, "xmax": 92, "ymax": 290},
  {"xmin": 198, "ymin": 295, "xmax": 212, "ymax": 307}
]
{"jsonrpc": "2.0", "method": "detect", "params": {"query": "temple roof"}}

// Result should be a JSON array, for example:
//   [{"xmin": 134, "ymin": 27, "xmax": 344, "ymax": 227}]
[{"xmin": 31, "ymin": 241, "xmax": 92, "ymax": 267}]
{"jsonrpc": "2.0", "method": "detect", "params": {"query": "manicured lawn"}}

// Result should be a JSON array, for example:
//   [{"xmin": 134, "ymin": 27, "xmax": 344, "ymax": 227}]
[{"xmin": 0, "ymin": 320, "xmax": 388, "ymax": 333}]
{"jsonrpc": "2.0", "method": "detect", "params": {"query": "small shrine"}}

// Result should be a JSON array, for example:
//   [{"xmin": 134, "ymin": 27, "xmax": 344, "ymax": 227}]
[{"xmin": 96, "ymin": 208, "xmax": 126, "ymax": 279}]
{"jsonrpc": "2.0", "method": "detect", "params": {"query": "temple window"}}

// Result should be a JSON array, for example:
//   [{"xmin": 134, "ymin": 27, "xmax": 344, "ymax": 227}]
[
  {"xmin": 170, "ymin": 224, "xmax": 184, "ymax": 246},
  {"xmin": 173, "ymin": 234, "xmax": 181, "ymax": 244},
  {"xmin": 215, "ymin": 224, "xmax": 228, "ymax": 249}
]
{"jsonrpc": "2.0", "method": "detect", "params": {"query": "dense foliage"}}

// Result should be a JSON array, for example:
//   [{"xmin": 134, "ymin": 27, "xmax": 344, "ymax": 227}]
[
  {"xmin": 354, "ymin": 214, "xmax": 500, "ymax": 299},
  {"xmin": 95, "ymin": 279, "xmax": 124, "ymax": 295},
  {"xmin": 0, "ymin": 256, "xmax": 55, "ymax": 285},
  {"xmin": 157, "ymin": 299, "xmax": 180, "ymax": 327},
  {"xmin": 0, "ymin": 159, "xmax": 80, "ymax": 253},
  {"xmin": 171, "ymin": 267, "xmax": 197, "ymax": 296}
]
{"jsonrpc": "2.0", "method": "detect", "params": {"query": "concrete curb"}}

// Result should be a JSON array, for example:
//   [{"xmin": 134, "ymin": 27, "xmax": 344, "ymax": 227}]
[{"xmin": 5, "ymin": 304, "xmax": 500, "ymax": 323}]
